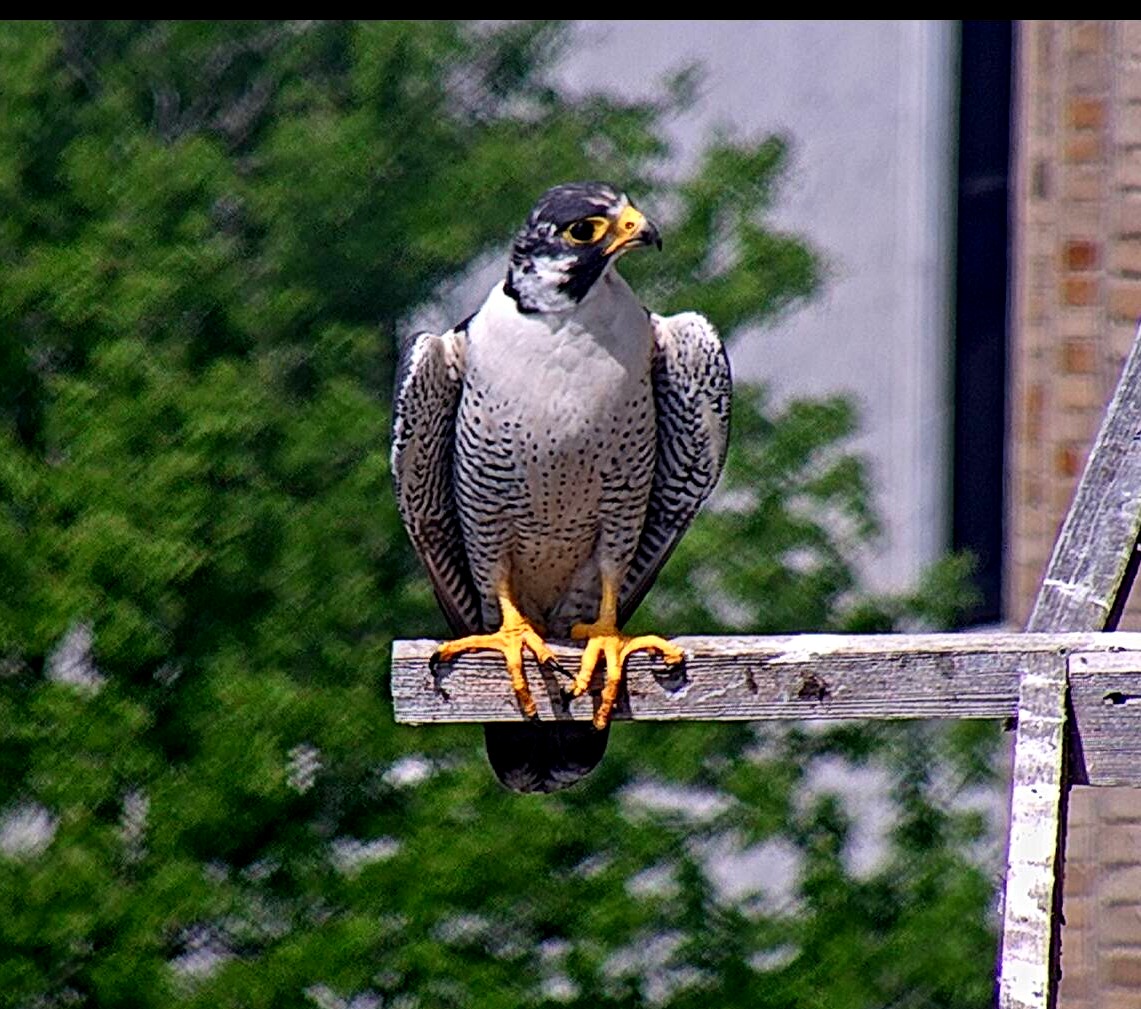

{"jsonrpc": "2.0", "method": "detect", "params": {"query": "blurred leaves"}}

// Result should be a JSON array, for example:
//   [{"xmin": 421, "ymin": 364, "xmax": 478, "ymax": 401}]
[{"xmin": 0, "ymin": 20, "xmax": 997, "ymax": 1009}]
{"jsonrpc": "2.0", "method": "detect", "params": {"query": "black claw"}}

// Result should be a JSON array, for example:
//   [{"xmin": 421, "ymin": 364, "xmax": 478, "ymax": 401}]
[
  {"xmin": 542, "ymin": 656, "xmax": 569, "ymax": 678},
  {"xmin": 428, "ymin": 651, "xmax": 441, "ymax": 673},
  {"xmin": 558, "ymin": 687, "xmax": 576, "ymax": 710}
]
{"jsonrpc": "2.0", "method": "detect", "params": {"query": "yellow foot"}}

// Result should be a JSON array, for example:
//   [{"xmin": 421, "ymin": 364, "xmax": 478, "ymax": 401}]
[
  {"xmin": 568, "ymin": 620, "xmax": 685, "ymax": 729},
  {"xmin": 430, "ymin": 612, "xmax": 564, "ymax": 720}
]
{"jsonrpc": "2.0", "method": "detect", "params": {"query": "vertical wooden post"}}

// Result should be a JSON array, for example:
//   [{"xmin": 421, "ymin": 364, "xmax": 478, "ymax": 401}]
[{"xmin": 998, "ymin": 325, "xmax": 1141, "ymax": 1008}]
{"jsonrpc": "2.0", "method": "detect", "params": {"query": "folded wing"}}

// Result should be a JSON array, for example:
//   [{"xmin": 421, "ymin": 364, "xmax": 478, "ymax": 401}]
[
  {"xmin": 391, "ymin": 327, "xmax": 482, "ymax": 635},
  {"xmin": 619, "ymin": 311, "xmax": 732, "ymax": 625}
]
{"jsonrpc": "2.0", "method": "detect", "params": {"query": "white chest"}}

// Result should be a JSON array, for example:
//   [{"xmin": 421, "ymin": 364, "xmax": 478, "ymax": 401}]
[{"xmin": 463, "ymin": 277, "xmax": 653, "ymax": 437}]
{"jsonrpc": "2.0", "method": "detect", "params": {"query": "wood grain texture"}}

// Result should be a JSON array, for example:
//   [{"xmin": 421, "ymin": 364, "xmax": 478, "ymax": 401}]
[
  {"xmin": 391, "ymin": 631, "xmax": 1141, "ymax": 727},
  {"xmin": 1026, "ymin": 324, "xmax": 1141, "ymax": 634},
  {"xmin": 1069, "ymin": 650, "xmax": 1141, "ymax": 786},
  {"xmin": 998, "ymin": 655, "xmax": 1070, "ymax": 1009}
]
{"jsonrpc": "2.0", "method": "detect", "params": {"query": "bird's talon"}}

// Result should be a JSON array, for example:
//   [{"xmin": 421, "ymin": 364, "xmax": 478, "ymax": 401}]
[
  {"xmin": 542, "ymin": 656, "xmax": 569, "ymax": 678},
  {"xmin": 428, "ymin": 651, "xmax": 441, "ymax": 673}
]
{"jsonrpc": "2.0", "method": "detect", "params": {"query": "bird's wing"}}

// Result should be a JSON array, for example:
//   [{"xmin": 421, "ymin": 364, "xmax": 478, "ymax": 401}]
[
  {"xmin": 618, "ymin": 311, "xmax": 732, "ymax": 626},
  {"xmin": 391, "ymin": 326, "xmax": 482, "ymax": 635}
]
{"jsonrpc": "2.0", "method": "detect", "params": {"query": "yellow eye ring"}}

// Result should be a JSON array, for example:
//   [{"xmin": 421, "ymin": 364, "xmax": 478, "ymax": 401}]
[{"xmin": 562, "ymin": 216, "xmax": 610, "ymax": 245}]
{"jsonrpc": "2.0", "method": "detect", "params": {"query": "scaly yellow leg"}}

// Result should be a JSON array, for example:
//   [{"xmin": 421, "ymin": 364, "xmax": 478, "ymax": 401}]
[
  {"xmin": 430, "ymin": 588, "xmax": 563, "ymax": 719},
  {"xmin": 569, "ymin": 577, "xmax": 685, "ymax": 729}
]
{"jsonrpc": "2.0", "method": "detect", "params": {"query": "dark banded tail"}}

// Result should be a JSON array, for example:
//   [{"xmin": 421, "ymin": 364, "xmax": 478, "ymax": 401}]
[{"xmin": 483, "ymin": 722, "xmax": 610, "ymax": 793}]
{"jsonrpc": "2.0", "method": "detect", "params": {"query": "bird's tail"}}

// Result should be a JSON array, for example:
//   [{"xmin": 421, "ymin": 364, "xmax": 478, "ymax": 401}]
[{"xmin": 483, "ymin": 722, "xmax": 610, "ymax": 793}]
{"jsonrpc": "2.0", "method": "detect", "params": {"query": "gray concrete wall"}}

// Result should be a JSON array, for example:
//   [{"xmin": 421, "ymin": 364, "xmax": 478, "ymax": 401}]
[{"xmin": 560, "ymin": 20, "xmax": 960, "ymax": 593}]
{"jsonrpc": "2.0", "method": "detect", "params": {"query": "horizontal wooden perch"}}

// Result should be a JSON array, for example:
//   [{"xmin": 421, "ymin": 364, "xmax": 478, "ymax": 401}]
[{"xmin": 391, "ymin": 631, "xmax": 1141, "ymax": 786}]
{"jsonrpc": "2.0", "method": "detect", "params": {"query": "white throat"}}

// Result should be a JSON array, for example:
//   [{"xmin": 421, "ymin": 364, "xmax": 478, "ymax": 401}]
[{"xmin": 507, "ymin": 256, "xmax": 620, "ymax": 315}]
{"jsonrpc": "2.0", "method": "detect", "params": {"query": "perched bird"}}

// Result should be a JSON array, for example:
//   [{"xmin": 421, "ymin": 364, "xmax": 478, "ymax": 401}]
[{"xmin": 391, "ymin": 181, "xmax": 731, "ymax": 792}]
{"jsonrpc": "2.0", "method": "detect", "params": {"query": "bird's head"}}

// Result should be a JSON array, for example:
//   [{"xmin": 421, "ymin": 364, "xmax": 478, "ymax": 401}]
[{"xmin": 505, "ymin": 181, "xmax": 661, "ymax": 314}]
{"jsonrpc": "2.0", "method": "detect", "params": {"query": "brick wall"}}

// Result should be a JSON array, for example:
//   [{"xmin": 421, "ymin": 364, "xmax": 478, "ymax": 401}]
[{"xmin": 1008, "ymin": 20, "xmax": 1141, "ymax": 1007}]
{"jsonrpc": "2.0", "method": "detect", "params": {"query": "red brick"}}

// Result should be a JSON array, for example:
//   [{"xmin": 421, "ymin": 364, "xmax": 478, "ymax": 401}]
[
  {"xmin": 1070, "ymin": 21, "xmax": 1107, "ymax": 54},
  {"xmin": 1065, "ymin": 134, "xmax": 1103, "ymax": 163},
  {"xmin": 1064, "ymin": 239, "xmax": 1100, "ymax": 271},
  {"xmin": 1062, "ymin": 339, "xmax": 1097, "ymax": 373},
  {"xmin": 1070, "ymin": 97, "xmax": 1106, "ymax": 129},
  {"xmin": 1056, "ymin": 443, "xmax": 1083, "ymax": 477},
  {"xmin": 1063, "ymin": 276, "xmax": 1099, "ymax": 305}
]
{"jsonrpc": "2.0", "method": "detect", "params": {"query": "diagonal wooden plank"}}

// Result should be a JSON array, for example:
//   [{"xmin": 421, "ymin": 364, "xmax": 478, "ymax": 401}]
[
  {"xmin": 1025, "ymin": 325, "xmax": 1141, "ymax": 634},
  {"xmin": 998, "ymin": 324, "xmax": 1141, "ymax": 1009}
]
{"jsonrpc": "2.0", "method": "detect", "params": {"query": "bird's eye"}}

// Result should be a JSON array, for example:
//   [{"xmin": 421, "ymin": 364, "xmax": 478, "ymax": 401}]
[{"xmin": 563, "ymin": 217, "xmax": 609, "ymax": 245}]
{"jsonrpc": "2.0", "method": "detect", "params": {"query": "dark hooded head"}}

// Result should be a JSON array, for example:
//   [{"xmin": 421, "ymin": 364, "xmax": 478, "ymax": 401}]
[{"xmin": 505, "ymin": 181, "xmax": 662, "ymax": 314}]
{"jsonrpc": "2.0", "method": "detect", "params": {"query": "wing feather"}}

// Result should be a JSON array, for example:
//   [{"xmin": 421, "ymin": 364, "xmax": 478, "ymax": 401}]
[
  {"xmin": 618, "ymin": 311, "xmax": 732, "ymax": 625},
  {"xmin": 391, "ymin": 327, "xmax": 482, "ymax": 635}
]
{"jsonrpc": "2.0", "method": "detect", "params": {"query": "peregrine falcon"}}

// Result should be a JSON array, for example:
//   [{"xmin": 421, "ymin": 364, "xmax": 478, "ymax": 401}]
[{"xmin": 392, "ymin": 182, "xmax": 731, "ymax": 792}]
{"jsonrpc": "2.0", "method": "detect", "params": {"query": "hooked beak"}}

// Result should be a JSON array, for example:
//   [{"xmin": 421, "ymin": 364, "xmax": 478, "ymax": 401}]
[{"xmin": 604, "ymin": 205, "xmax": 662, "ymax": 256}]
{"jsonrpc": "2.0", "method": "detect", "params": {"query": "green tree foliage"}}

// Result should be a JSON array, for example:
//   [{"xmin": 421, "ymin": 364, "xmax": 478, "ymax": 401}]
[{"xmin": 0, "ymin": 21, "xmax": 999, "ymax": 1009}]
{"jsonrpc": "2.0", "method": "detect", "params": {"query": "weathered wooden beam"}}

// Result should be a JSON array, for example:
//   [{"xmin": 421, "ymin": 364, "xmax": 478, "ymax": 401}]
[
  {"xmin": 998, "ymin": 325, "xmax": 1141, "ymax": 1009},
  {"xmin": 999, "ymin": 654, "xmax": 1070, "ymax": 1009},
  {"xmin": 393, "ymin": 627, "xmax": 1137, "ymax": 716},
  {"xmin": 1069, "ymin": 649, "xmax": 1141, "ymax": 787},
  {"xmin": 1025, "ymin": 329, "xmax": 1141, "ymax": 635}
]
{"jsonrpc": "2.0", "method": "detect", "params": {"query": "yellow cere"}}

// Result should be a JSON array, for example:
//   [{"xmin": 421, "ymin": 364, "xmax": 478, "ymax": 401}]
[{"xmin": 603, "ymin": 206, "xmax": 647, "ymax": 255}]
